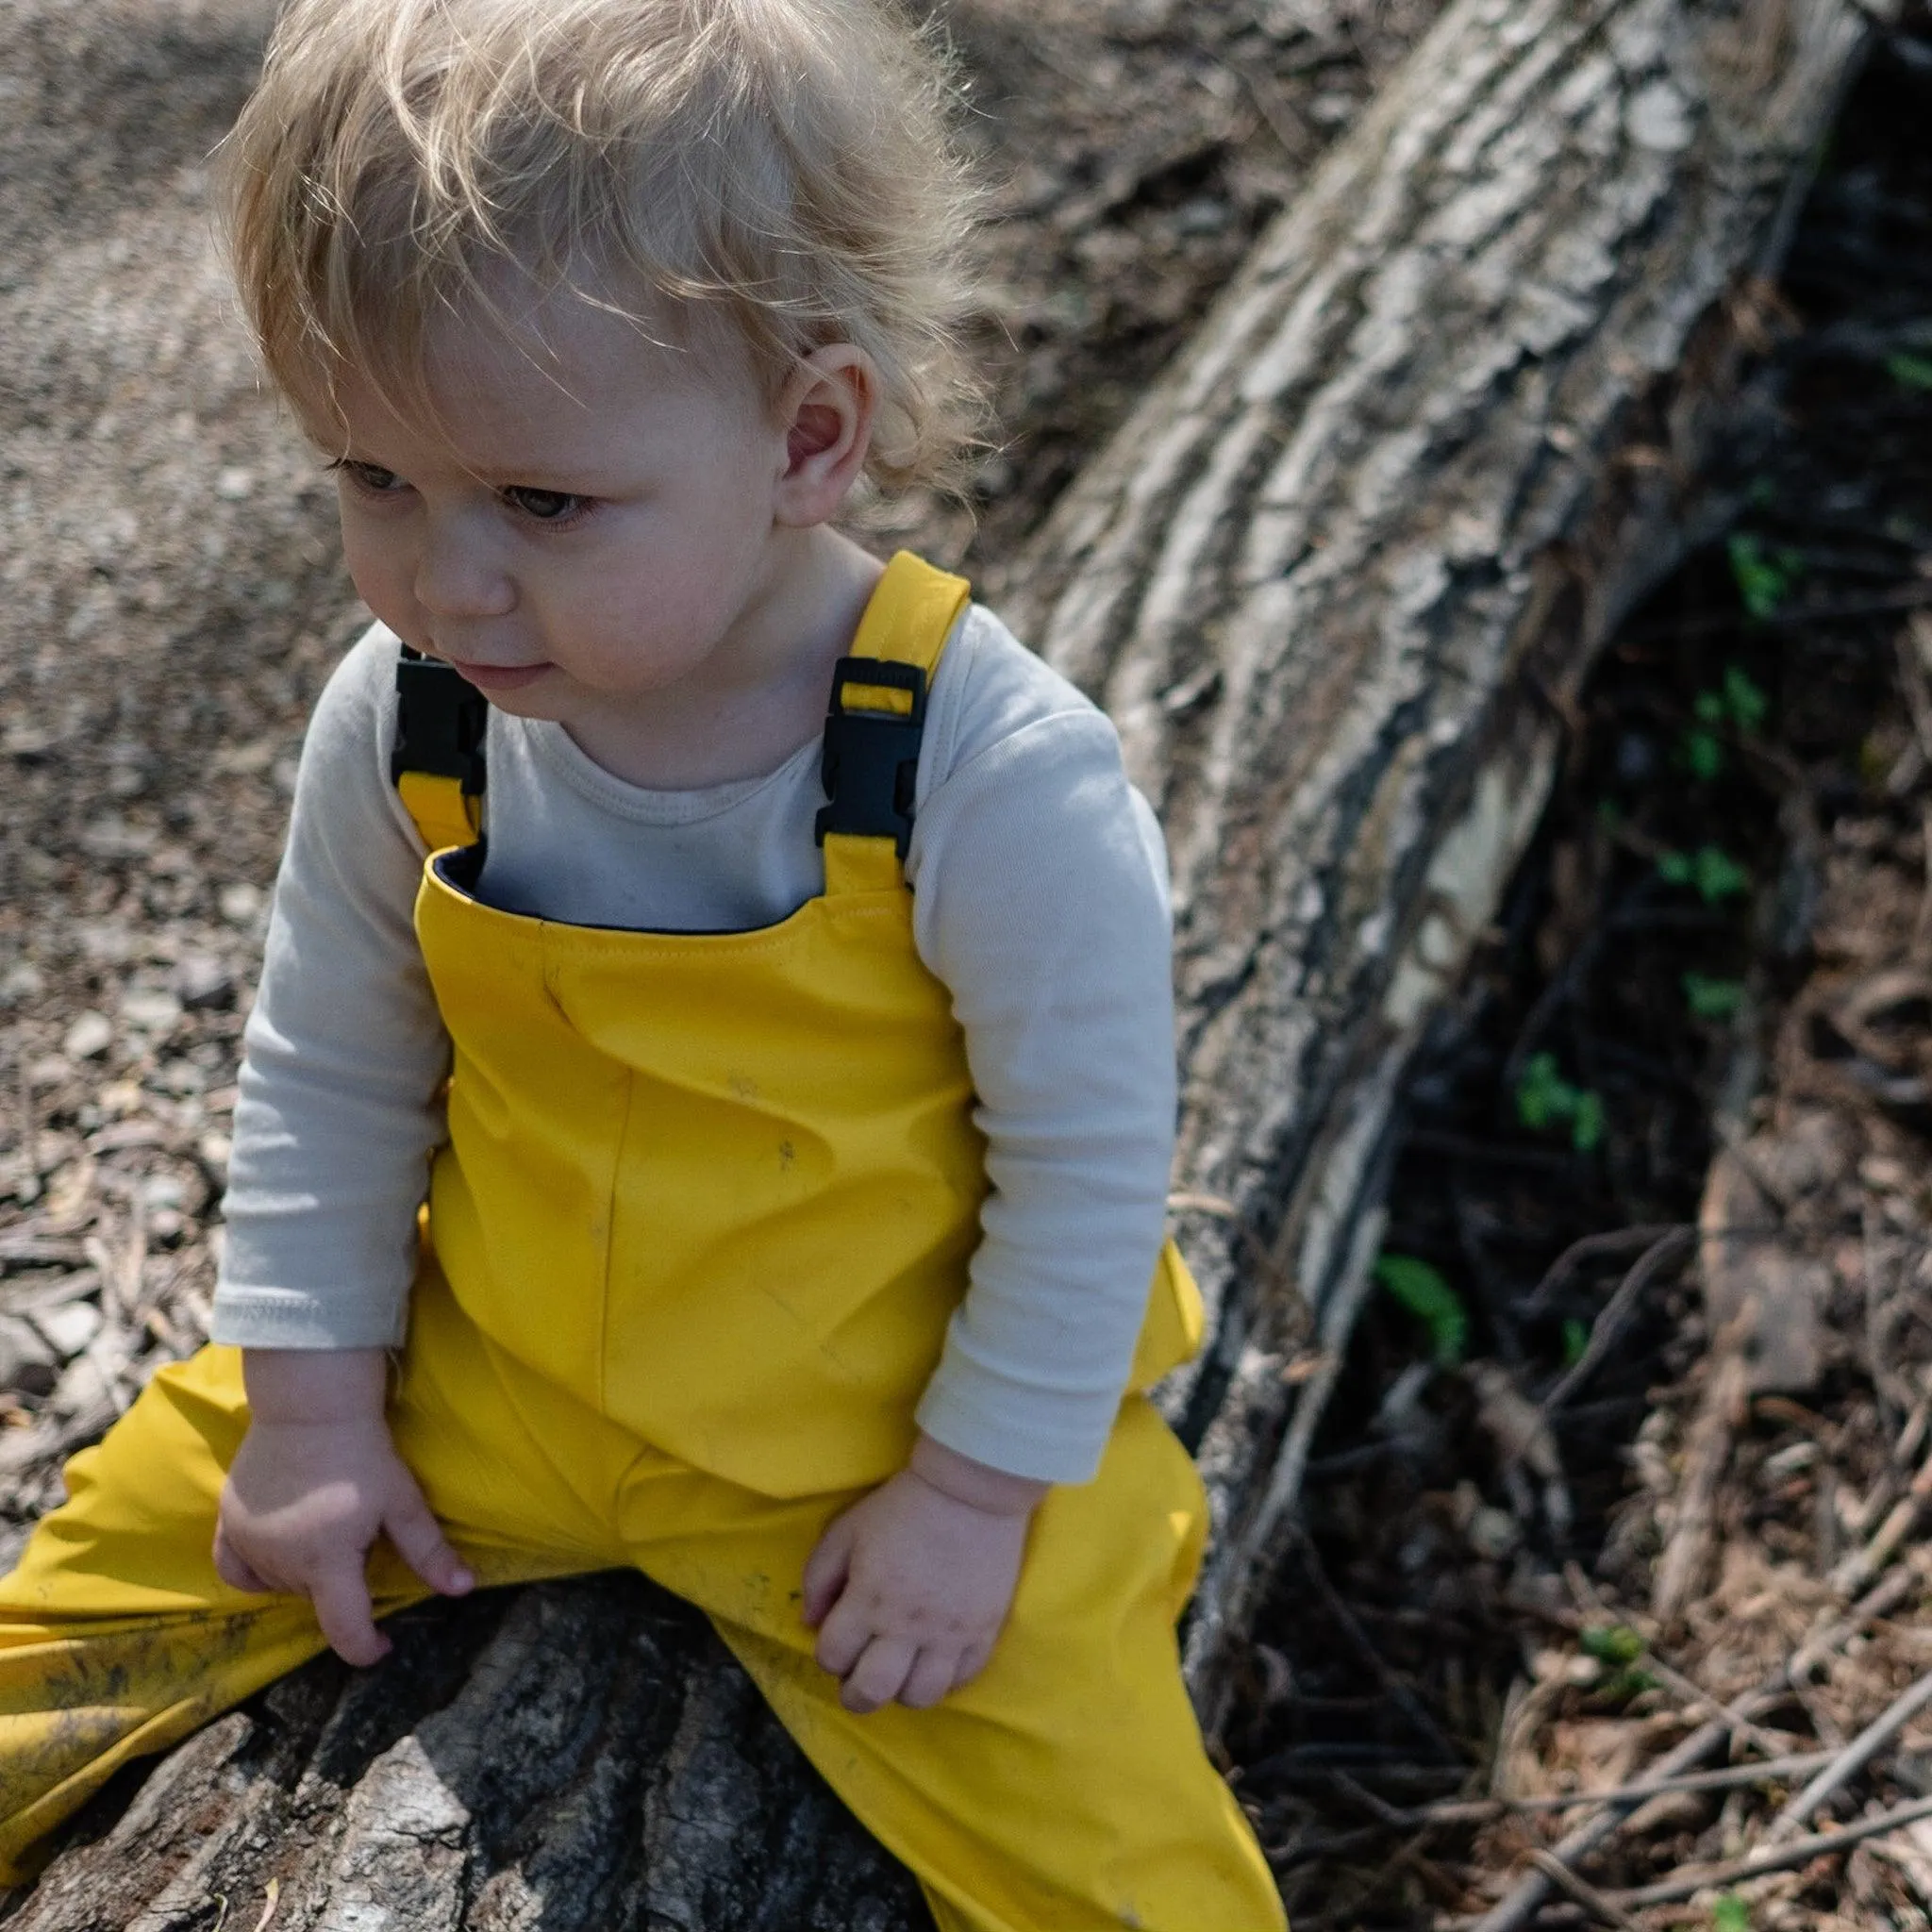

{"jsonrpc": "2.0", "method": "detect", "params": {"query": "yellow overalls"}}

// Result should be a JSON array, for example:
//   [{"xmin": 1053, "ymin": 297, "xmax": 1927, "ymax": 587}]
[{"xmin": 0, "ymin": 555, "xmax": 1285, "ymax": 1928}]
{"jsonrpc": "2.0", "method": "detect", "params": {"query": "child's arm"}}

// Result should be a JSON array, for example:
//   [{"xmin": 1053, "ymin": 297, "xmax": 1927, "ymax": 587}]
[
  {"xmin": 802, "ymin": 610, "xmax": 1182, "ymax": 1711},
  {"xmin": 209, "ymin": 631, "xmax": 471, "ymax": 1666},
  {"xmin": 213, "ymin": 1348, "xmax": 474, "ymax": 1666},
  {"xmin": 800, "ymin": 1433, "xmax": 1047, "ymax": 1714}
]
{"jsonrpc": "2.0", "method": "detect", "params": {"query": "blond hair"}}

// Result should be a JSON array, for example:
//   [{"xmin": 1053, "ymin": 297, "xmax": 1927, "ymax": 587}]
[{"xmin": 221, "ymin": 0, "xmax": 985, "ymax": 493}]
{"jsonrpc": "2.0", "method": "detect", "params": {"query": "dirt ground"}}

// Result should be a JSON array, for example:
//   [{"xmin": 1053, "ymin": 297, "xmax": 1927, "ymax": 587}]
[{"xmin": 8, "ymin": 1, "xmax": 1932, "ymax": 1926}]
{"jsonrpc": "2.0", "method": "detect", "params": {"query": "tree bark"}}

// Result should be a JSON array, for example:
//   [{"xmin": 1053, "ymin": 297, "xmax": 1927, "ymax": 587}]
[
  {"xmin": 4, "ymin": 0, "xmax": 1871, "ymax": 1924},
  {"xmin": 991, "ymin": 0, "xmax": 1872, "ymax": 1725}
]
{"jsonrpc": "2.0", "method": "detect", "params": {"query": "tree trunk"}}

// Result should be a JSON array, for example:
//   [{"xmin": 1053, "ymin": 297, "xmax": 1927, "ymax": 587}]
[
  {"xmin": 991, "ymin": 0, "xmax": 1871, "ymax": 1724},
  {"xmin": 4, "ymin": 0, "xmax": 1870, "ymax": 1924}
]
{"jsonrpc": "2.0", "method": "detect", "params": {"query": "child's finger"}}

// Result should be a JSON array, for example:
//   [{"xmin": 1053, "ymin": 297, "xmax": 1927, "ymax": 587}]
[
  {"xmin": 812, "ymin": 1587, "xmax": 873, "ymax": 1678},
  {"xmin": 840, "ymin": 1635, "xmax": 917, "ymax": 1715},
  {"xmin": 897, "ymin": 1643, "xmax": 958, "ymax": 1710},
  {"xmin": 308, "ymin": 1563, "xmax": 391, "ymax": 1668},
  {"xmin": 383, "ymin": 1487, "xmax": 475, "ymax": 1596},
  {"xmin": 210, "ymin": 1528, "xmax": 275, "ymax": 1596},
  {"xmin": 799, "ymin": 1515, "xmax": 854, "ymax": 1628},
  {"xmin": 951, "ymin": 1638, "xmax": 994, "ymax": 1691}
]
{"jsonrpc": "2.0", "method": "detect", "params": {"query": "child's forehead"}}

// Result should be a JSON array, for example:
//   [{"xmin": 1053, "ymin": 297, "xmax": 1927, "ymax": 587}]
[
  {"xmin": 326, "ymin": 281, "xmax": 767, "ymax": 466},
  {"xmin": 425, "ymin": 279, "xmax": 734, "ymax": 410}
]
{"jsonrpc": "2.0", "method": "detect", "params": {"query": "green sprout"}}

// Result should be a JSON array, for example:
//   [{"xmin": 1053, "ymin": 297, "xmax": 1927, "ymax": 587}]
[
  {"xmin": 1709, "ymin": 1896, "xmax": 1752, "ymax": 1932},
  {"xmin": 1887, "ymin": 351, "xmax": 1932, "ymax": 393},
  {"xmin": 1657, "ymin": 844, "xmax": 1751, "ymax": 904},
  {"xmin": 1578, "ymin": 1625, "xmax": 1657, "ymax": 1704},
  {"xmin": 1561, "ymin": 1316, "xmax": 1590, "ymax": 1367},
  {"xmin": 1595, "ymin": 1665, "xmax": 1660, "ymax": 1703},
  {"xmin": 1723, "ymin": 664, "xmax": 1769, "ymax": 731},
  {"xmin": 1683, "ymin": 972, "xmax": 1746, "ymax": 1020},
  {"xmin": 1579, "ymin": 1624, "xmax": 1645, "ymax": 1665},
  {"xmin": 1516, "ymin": 1052, "xmax": 1606, "ymax": 1154},
  {"xmin": 1726, "ymin": 532, "xmax": 1805, "ymax": 622},
  {"xmin": 1373, "ymin": 1254, "xmax": 1468, "ymax": 1368},
  {"xmin": 1682, "ymin": 666, "xmax": 1767, "ymax": 778},
  {"xmin": 1684, "ymin": 717, "xmax": 1725, "ymax": 781}
]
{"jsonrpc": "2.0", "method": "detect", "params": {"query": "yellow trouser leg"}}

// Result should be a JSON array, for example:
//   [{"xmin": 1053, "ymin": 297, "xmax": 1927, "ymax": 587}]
[
  {"xmin": 0, "ymin": 1348, "xmax": 338, "ymax": 1883},
  {"xmin": 4, "ymin": 1282, "xmax": 1282, "ymax": 1926},
  {"xmin": 621, "ymin": 1398, "xmax": 1287, "ymax": 1932},
  {"xmin": 0, "ymin": 1278, "xmax": 626, "ymax": 1885}
]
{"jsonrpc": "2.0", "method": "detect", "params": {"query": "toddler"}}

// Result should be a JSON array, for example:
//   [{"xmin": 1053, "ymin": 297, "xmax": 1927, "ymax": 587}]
[{"xmin": 0, "ymin": 1, "xmax": 1285, "ymax": 1924}]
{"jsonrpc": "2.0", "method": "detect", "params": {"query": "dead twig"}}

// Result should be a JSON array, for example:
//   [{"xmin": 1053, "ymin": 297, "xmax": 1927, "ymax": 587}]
[
  {"xmin": 1288, "ymin": 1525, "xmax": 1465, "ymax": 1766},
  {"xmin": 1468, "ymin": 1563, "xmax": 1923, "ymax": 1932},
  {"xmin": 1524, "ymin": 1849, "xmax": 1646, "ymax": 1931},
  {"xmin": 1831, "ymin": 1407, "xmax": 1932, "ymax": 1597},
  {"xmin": 1541, "ymin": 1227, "xmax": 1694, "ymax": 1413},
  {"xmin": 1605, "ymin": 1790, "xmax": 1932, "ymax": 1909},
  {"xmin": 1764, "ymin": 1657, "xmax": 1932, "ymax": 1843},
  {"xmin": 1520, "ymin": 1225, "xmax": 1688, "ymax": 1318},
  {"xmin": 1562, "ymin": 1561, "xmax": 1790, "ymax": 1760},
  {"xmin": 1652, "ymin": 1327, "xmax": 1753, "ymax": 1624},
  {"xmin": 1397, "ymin": 1751, "xmax": 1833, "ymax": 1826}
]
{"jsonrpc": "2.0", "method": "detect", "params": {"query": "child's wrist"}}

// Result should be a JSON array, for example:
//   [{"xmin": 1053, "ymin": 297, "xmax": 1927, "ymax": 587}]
[
  {"xmin": 908, "ymin": 1431, "xmax": 1050, "ymax": 1517},
  {"xmin": 241, "ymin": 1346, "xmax": 391, "ymax": 1427}
]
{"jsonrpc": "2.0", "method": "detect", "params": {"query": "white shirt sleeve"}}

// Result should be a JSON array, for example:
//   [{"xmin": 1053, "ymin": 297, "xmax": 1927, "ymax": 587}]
[
  {"xmin": 906, "ymin": 708, "xmax": 1178, "ymax": 1485},
  {"xmin": 209, "ymin": 631, "xmax": 450, "ymax": 1350}
]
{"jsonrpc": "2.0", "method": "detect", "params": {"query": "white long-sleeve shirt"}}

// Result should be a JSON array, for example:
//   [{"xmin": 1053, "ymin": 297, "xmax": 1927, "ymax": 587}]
[{"xmin": 211, "ymin": 600, "xmax": 1179, "ymax": 1484}]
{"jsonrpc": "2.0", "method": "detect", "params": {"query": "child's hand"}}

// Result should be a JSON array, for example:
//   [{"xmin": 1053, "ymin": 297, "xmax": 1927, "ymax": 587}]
[
  {"xmin": 801, "ymin": 1433, "xmax": 1048, "ymax": 1714},
  {"xmin": 212, "ymin": 1348, "xmax": 473, "ymax": 1667}
]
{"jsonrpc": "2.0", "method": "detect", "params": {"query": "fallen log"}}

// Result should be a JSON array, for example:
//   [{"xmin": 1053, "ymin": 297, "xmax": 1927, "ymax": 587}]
[
  {"xmin": 995, "ymin": 0, "xmax": 1873, "ymax": 1723},
  {"xmin": 3, "ymin": 0, "xmax": 1874, "ymax": 1923}
]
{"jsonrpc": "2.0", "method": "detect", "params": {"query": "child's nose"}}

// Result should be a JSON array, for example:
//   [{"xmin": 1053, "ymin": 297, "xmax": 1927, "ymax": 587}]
[{"xmin": 414, "ymin": 520, "xmax": 515, "ymax": 619}]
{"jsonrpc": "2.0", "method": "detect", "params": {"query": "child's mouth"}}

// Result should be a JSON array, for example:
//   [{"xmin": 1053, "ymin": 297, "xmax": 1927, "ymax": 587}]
[{"xmin": 448, "ymin": 659, "xmax": 551, "ymax": 693}]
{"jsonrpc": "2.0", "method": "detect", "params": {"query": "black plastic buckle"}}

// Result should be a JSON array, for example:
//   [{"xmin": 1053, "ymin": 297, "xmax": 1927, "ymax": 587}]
[
  {"xmin": 390, "ymin": 646, "xmax": 488, "ymax": 796},
  {"xmin": 814, "ymin": 657, "xmax": 927, "ymax": 857}
]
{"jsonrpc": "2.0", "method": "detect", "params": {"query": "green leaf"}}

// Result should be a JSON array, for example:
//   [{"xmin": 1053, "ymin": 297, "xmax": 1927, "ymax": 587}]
[
  {"xmin": 1595, "ymin": 1665, "xmax": 1659, "ymax": 1704},
  {"xmin": 1887, "ymin": 351, "xmax": 1932, "ymax": 393},
  {"xmin": 1727, "ymin": 532, "xmax": 1803, "ymax": 622},
  {"xmin": 1515, "ymin": 1055, "xmax": 1606, "ymax": 1156},
  {"xmin": 1693, "ymin": 691, "xmax": 1727, "ymax": 724},
  {"xmin": 1710, "ymin": 1895, "xmax": 1752, "ymax": 1932},
  {"xmin": 1684, "ymin": 727, "xmax": 1725, "ymax": 781},
  {"xmin": 1515, "ymin": 1052, "xmax": 1571, "ymax": 1131},
  {"xmin": 1723, "ymin": 663, "xmax": 1769, "ymax": 732},
  {"xmin": 1561, "ymin": 1316, "xmax": 1590, "ymax": 1367},
  {"xmin": 1657, "ymin": 850, "xmax": 1693, "ymax": 886},
  {"xmin": 1374, "ymin": 1254, "xmax": 1468, "ymax": 1368},
  {"xmin": 1690, "ymin": 845, "xmax": 1751, "ymax": 904},
  {"xmin": 1683, "ymin": 972, "xmax": 1746, "ymax": 1020},
  {"xmin": 1579, "ymin": 1624, "xmax": 1646, "ymax": 1665}
]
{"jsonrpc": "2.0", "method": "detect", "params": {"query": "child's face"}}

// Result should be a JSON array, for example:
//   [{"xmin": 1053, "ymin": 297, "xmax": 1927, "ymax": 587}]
[{"xmin": 325, "ymin": 291, "xmax": 812, "ymax": 724}]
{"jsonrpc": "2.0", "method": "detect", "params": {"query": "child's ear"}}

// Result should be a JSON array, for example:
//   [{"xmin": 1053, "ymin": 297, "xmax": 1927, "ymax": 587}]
[{"xmin": 772, "ymin": 346, "xmax": 876, "ymax": 526}]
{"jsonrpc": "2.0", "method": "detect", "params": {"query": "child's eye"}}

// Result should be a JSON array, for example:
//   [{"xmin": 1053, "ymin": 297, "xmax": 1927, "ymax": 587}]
[
  {"xmin": 501, "ymin": 486, "xmax": 591, "ymax": 525},
  {"xmin": 332, "ymin": 459, "xmax": 408, "ymax": 496}
]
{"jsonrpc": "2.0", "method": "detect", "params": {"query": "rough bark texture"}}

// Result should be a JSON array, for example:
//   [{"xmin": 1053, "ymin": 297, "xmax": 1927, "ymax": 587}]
[
  {"xmin": 991, "ymin": 0, "xmax": 1870, "ymax": 1723},
  {"xmin": 4, "ymin": 0, "xmax": 1869, "ymax": 1924},
  {"xmin": 8, "ymin": 1579, "xmax": 927, "ymax": 1931}
]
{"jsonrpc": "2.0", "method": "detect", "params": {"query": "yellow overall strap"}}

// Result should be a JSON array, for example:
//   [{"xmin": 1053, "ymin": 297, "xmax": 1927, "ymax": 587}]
[
  {"xmin": 818, "ymin": 552, "xmax": 971, "ymax": 896},
  {"xmin": 391, "ymin": 648, "xmax": 487, "ymax": 852}
]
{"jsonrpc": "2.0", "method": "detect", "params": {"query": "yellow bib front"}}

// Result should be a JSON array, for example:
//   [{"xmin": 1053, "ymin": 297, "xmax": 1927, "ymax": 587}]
[{"xmin": 409, "ymin": 553, "xmax": 1202, "ymax": 1496}]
